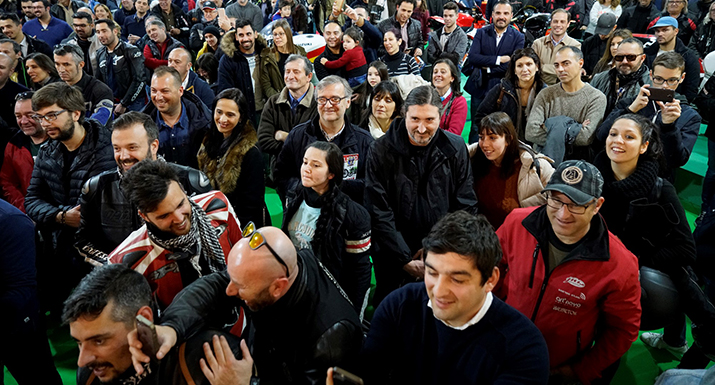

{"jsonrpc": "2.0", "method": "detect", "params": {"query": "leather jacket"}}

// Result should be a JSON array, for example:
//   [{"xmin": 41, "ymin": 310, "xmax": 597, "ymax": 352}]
[
  {"xmin": 96, "ymin": 40, "xmax": 147, "ymax": 106},
  {"xmin": 75, "ymin": 163, "xmax": 212, "ymax": 265}
]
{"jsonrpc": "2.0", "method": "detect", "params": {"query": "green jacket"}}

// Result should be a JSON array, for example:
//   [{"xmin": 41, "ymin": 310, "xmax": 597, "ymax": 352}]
[{"xmin": 260, "ymin": 45, "xmax": 307, "ymax": 99}]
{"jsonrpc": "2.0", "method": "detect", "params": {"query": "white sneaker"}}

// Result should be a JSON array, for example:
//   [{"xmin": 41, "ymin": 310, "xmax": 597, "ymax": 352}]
[{"xmin": 640, "ymin": 332, "xmax": 689, "ymax": 356}]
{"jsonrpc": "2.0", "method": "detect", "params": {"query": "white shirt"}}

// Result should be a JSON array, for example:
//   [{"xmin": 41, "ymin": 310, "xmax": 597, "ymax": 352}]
[
  {"xmin": 428, "ymin": 292, "xmax": 494, "ymax": 331},
  {"xmin": 20, "ymin": 36, "xmax": 28, "ymax": 57}
]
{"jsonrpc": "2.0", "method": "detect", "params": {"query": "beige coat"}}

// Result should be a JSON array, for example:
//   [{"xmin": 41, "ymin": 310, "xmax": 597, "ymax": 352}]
[
  {"xmin": 517, "ymin": 147, "xmax": 555, "ymax": 207},
  {"xmin": 531, "ymin": 34, "xmax": 582, "ymax": 85}
]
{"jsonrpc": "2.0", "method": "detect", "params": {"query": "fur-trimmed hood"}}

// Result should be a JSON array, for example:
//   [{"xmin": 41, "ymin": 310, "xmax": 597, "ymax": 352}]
[
  {"xmin": 197, "ymin": 122, "xmax": 258, "ymax": 194},
  {"xmin": 220, "ymin": 30, "xmax": 268, "ymax": 59}
]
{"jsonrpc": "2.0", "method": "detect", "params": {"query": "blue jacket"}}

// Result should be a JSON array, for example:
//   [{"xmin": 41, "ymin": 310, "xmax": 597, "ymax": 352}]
[
  {"xmin": 22, "ymin": 17, "xmax": 73, "ymax": 48},
  {"xmin": 464, "ymin": 24, "xmax": 524, "ymax": 100},
  {"xmin": 186, "ymin": 70, "xmax": 215, "ymax": 109}
]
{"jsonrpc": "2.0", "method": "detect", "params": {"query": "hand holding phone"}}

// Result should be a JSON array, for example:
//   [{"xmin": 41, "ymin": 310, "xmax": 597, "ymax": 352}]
[
  {"xmin": 332, "ymin": 367, "xmax": 364, "ymax": 385},
  {"xmin": 136, "ymin": 315, "xmax": 159, "ymax": 360},
  {"xmin": 648, "ymin": 87, "xmax": 675, "ymax": 103}
]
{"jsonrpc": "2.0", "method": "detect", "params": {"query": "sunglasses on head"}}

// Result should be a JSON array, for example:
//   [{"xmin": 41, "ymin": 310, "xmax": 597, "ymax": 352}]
[
  {"xmin": 242, "ymin": 222, "xmax": 290, "ymax": 277},
  {"xmin": 614, "ymin": 54, "xmax": 641, "ymax": 62}
]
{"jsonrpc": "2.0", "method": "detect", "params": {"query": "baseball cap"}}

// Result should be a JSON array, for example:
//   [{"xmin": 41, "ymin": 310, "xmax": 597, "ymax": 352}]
[
  {"xmin": 594, "ymin": 13, "xmax": 617, "ymax": 36},
  {"xmin": 201, "ymin": 1, "xmax": 217, "ymax": 9},
  {"xmin": 542, "ymin": 160, "xmax": 603, "ymax": 206},
  {"xmin": 650, "ymin": 16, "xmax": 678, "ymax": 30}
]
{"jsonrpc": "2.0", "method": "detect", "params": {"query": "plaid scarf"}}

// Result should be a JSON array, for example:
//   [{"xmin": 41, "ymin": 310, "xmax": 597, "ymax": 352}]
[{"xmin": 146, "ymin": 199, "xmax": 226, "ymax": 275}]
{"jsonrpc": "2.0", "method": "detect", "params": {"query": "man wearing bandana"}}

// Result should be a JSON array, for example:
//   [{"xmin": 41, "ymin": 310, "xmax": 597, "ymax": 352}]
[{"xmin": 108, "ymin": 159, "xmax": 242, "ymax": 313}]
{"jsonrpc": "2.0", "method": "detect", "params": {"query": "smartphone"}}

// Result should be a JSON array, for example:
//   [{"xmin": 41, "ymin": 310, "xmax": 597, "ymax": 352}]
[
  {"xmin": 648, "ymin": 87, "xmax": 675, "ymax": 103},
  {"xmin": 333, "ymin": 0, "xmax": 346, "ymax": 13},
  {"xmin": 136, "ymin": 315, "xmax": 159, "ymax": 360},
  {"xmin": 218, "ymin": 8, "xmax": 227, "ymax": 19},
  {"xmin": 332, "ymin": 367, "xmax": 364, "ymax": 385}
]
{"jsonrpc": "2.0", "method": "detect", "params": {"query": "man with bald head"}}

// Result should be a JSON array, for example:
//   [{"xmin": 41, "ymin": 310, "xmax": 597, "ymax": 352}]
[
  {"xmin": 167, "ymin": 47, "xmax": 214, "ymax": 108},
  {"xmin": 128, "ymin": 224, "xmax": 363, "ymax": 385}
]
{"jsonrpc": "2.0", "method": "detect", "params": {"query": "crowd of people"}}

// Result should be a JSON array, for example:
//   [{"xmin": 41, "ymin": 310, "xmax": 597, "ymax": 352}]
[{"xmin": 3, "ymin": 0, "xmax": 715, "ymax": 383}]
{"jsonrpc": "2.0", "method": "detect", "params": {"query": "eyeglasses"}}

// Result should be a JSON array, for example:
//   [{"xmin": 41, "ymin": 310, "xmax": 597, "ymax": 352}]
[
  {"xmin": 32, "ymin": 109, "xmax": 67, "ymax": 122},
  {"xmin": 316, "ymin": 96, "xmax": 348, "ymax": 106},
  {"xmin": 242, "ymin": 222, "xmax": 290, "ymax": 277},
  {"xmin": 652, "ymin": 76, "xmax": 681, "ymax": 87},
  {"xmin": 544, "ymin": 193, "xmax": 593, "ymax": 215},
  {"xmin": 613, "ymin": 54, "xmax": 641, "ymax": 62}
]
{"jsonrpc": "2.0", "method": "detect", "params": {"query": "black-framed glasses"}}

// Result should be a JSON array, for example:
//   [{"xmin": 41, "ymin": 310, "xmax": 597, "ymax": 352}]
[
  {"xmin": 544, "ymin": 192, "xmax": 593, "ymax": 215},
  {"xmin": 31, "ymin": 109, "xmax": 67, "ymax": 122},
  {"xmin": 613, "ymin": 54, "xmax": 641, "ymax": 62},
  {"xmin": 242, "ymin": 222, "xmax": 290, "ymax": 277},
  {"xmin": 652, "ymin": 76, "xmax": 681, "ymax": 87},
  {"xmin": 316, "ymin": 96, "xmax": 349, "ymax": 106}
]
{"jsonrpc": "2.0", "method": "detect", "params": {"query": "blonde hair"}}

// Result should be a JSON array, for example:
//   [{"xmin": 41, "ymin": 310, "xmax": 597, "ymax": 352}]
[
  {"xmin": 93, "ymin": 3, "xmax": 114, "ymax": 21},
  {"xmin": 598, "ymin": 0, "xmax": 620, "ymax": 8}
]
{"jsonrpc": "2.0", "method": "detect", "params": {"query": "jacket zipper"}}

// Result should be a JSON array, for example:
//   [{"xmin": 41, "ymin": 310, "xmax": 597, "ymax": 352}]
[{"xmin": 528, "ymin": 243, "xmax": 540, "ymax": 288}]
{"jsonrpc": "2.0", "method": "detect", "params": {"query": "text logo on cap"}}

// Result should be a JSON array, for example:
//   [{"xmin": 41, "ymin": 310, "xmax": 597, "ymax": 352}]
[{"xmin": 561, "ymin": 166, "xmax": 583, "ymax": 185}]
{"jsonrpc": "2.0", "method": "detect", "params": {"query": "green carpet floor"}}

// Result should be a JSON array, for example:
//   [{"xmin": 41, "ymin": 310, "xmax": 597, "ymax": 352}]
[{"xmin": 5, "ymin": 86, "xmax": 713, "ymax": 384}]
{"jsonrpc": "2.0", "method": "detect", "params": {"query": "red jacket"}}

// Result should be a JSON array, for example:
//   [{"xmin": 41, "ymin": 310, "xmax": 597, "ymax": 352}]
[
  {"xmin": 324, "ymin": 45, "xmax": 366, "ymax": 72},
  {"xmin": 440, "ymin": 94, "xmax": 468, "ymax": 135},
  {"xmin": 0, "ymin": 131, "xmax": 41, "ymax": 212},
  {"xmin": 495, "ymin": 206, "xmax": 641, "ymax": 384},
  {"xmin": 109, "ymin": 191, "xmax": 242, "ymax": 311}
]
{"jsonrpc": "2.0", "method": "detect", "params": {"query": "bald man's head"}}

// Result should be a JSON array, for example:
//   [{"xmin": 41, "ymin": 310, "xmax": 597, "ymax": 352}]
[{"xmin": 225, "ymin": 226, "xmax": 297, "ymax": 312}]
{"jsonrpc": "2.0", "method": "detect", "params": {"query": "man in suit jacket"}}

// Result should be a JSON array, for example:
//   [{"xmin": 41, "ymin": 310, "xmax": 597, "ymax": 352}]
[{"xmin": 463, "ymin": 0, "xmax": 524, "ymax": 123}]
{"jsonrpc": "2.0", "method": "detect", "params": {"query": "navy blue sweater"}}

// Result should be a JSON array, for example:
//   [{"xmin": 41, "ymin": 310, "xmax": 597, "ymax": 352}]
[{"xmin": 360, "ymin": 282, "xmax": 550, "ymax": 384}]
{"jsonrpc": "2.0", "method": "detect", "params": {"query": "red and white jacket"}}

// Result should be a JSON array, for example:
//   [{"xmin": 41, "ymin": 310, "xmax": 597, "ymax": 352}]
[
  {"xmin": 109, "ymin": 191, "xmax": 242, "ymax": 311},
  {"xmin": 495, "ymin": 206, "xmax": 641, "ymax": 385}
]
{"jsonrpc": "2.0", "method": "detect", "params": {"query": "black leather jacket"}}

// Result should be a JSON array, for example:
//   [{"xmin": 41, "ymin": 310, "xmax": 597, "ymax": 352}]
[
  {"xmin": 96, "ymin": 40, "xmax": 147, "ymax": 106},
  {"xmin": 75, "ymin": 163, "xmax": 212, "ymax": 265},
  {"xmin": 161, "ymin": 250, "xmax": 363, "ymax": 385}
]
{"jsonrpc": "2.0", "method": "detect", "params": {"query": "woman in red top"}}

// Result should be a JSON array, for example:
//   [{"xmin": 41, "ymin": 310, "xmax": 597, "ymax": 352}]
[
  {"xmin": 320, "ymin": 27, "xmax": 368, "ymax": 87},
  {"xmin": 432, "ymin": 58, "xmax": 467, "ymax": 135}
]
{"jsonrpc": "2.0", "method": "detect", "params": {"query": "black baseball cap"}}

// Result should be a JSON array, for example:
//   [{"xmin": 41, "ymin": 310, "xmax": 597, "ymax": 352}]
[
  {"xmin": 542, "ymin": 160, "xmax": 603, "ymax": 206},
  {"xmin": 202, "ymin": 1, "xmax": 217, "ymax": 9}
]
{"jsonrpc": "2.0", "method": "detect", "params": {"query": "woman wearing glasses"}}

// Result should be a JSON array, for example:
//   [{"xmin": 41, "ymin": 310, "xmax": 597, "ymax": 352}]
[
  {"xmin": 197, "ymin": 88, "xmax": 270, "ymax": 227},
  {"xmin": 469, "ymin": 112, "xmax": 554, "ymax": 228},
  {"xmin": 593, "ymin": 114, "xmax": 715, "ymax": 358},
  {"xmin": 25, "ymin": 53, "xmax": 60, "ymax": 90},
  {"xmin": 282, "ymin": 141, "xmax": 372, "ymax": 315},
  {"xmin": 260, "ymin": 19, "xmax": 307, "ymax": 99}
]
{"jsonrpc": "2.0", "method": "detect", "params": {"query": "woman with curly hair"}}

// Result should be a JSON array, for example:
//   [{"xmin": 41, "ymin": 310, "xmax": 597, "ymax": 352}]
[
  {"xmin": 282, "ymin": 141, "xmax": 372, "ymax": 316},
  {"xmin": 197, "ymin": 88, "xmax": 269, "ymax": 227}
]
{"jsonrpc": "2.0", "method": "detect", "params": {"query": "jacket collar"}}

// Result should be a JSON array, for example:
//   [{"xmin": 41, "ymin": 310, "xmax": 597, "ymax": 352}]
[
  {"xmin": 276, "ymin": 84, "xmax": 315, "ymax": 106},
  {"xmin": 304, "ymin": 113, "xmax": 358, "ymax": 145},
  {"xmin": 521, "ymin": 205, "xmax": 611, "ymax": 262}
]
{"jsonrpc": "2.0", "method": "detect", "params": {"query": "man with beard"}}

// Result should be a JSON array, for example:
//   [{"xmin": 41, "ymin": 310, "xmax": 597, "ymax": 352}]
[
  {"xmin": 126, "ymin": 225, "xmax": 362, "ymax": 385},
  {"xmin": 313, "ymin": 21, "xmax": 345, "ymax": 80},
  {"xmin": 644, "ymin": 16, "xmax": 701, "ymax": 103},
  {"xmin": 76, "ymin": 112, "xmax": 211, "ymax": 266},
  {"xmin": 532, "ymin": 9, "xmax": 581, "ymax": 85},
  {"xmin": 20, "ymin": 0, "xmax": 37, "ymax": 23},
  {"xmin": 22, "ymin": 0, "xmax": 73, "ymax": 48},
  {"xmin": 66, "ymin": 264, "xmax": 244, "ymax": 385},
  {"xmin": 55, "ymin": 43, "xmax": 114, "ymax": 126},
  {"xmin": 95, "ymin": 19, "xmax": 147, "ymax": 115},
  {"xmin": 217, "ymin": 19, "xmax": 267, "ymax": 128},
  {"xmin": 464, "ymin": 0, "xmax": 524, "ymax": 123},
  {"xmin": 25, "ymin": 82, "xmax": 114, "ymax": 317},
  {"xmin": 591, "ymin": 38, "xmax": 651, "ymax": 118},
  {"xmin": 0, "ymin": 91, "xmax": 48, "ymax": 212},
  {"xmin": 107, "ymin": 159, "xmax": 241, "ymax": 311},
  {"xmin": 60, "ymin": 11, "xmax": 101, "ymax": 76}
]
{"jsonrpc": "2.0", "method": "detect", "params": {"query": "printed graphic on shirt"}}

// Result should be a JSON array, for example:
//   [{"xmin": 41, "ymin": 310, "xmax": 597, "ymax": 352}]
[
  {"xmin": 287, "ymin": 201, "xmax": 321, "ymax": 250},
  {"xmin": 343, "ymin": 153, "xmax": 358, "ymax": 180}
]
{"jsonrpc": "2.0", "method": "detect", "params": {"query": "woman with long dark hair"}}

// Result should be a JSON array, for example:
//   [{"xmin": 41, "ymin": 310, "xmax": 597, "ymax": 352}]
[
  {"xmin": 472, "ymin": 48, "xmax": 545, "ymax": 144},
  {"xmin": 260, "ymin": 19, "xmax": 307, "ymax": 98},
  {"xmin": 432, "ymin": 58, "xmax": 467, "ymax": 135},
  {"xmin": 360, "ymin": 80, "xmax": 404, "ymax": 139},
  {"xmin": 195, "ymin": 52, "xmax": 220, "ymax": 94},
  {"xmin": 282, "ymin": 141, "xmax": 372, "ymax": 315},
  {"xmin": 25, "ymin": 53, "xmax": 60, "ymax": 90},
  {"xmin": 380, "ymin": 28, "xmax": 420, "ymax": 77},
  {"xmin": 348, "ymin": 61, "xmax": 389, "ymax": 125},
  {"xmin": 594, "ymin": 114, "xmax": 715, "ymax": 359},
  {"xmin": 471, "ymin": 112, "xmax": 554, "ymax": 228},
  {"xmin": 592, "ymin": 29, "xmax": 632, "ymax": 75},
  {"xmin": 197, "ymin": 88, "xmax": 269, "ymax": 226}
]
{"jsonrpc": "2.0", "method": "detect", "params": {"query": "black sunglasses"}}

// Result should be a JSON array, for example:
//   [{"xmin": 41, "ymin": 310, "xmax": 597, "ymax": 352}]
[{"xmin": 614, "ymin": 54, "xmax": 641, "ymax": 62}]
